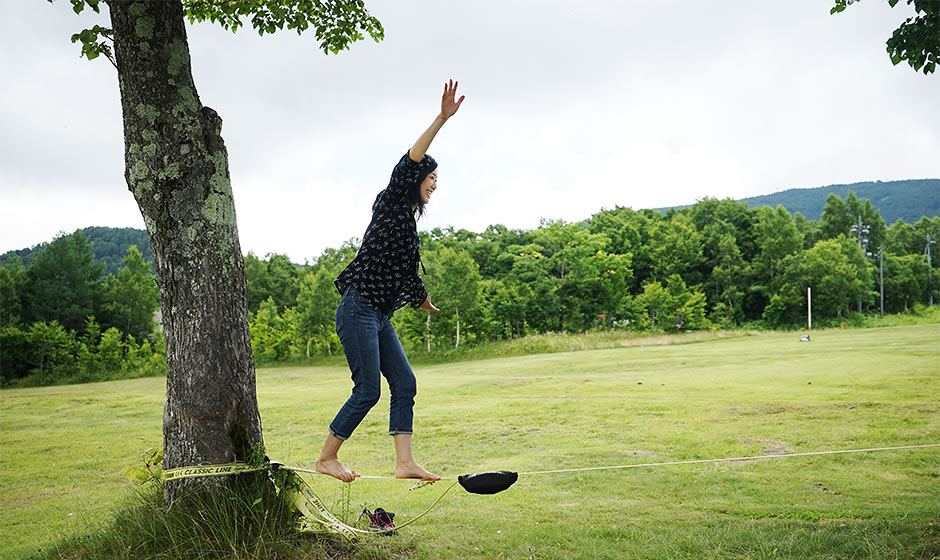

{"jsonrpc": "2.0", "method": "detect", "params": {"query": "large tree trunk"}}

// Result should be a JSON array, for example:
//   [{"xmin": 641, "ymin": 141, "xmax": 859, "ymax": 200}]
[{"xmin": 110, "ymin": 0, "xmax": 264, "ymax": 505}]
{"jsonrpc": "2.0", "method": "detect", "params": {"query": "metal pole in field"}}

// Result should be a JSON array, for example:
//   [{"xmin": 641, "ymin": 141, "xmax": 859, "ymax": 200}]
[
  {"xmin": 879, "ymin": 246, "xmax": 884, "ymax": 318},
  {"xmin": 807, "ymin": 287, "xmax": 812, "ymax": 330},
  {"xmin": 851, "ymin": 216, "xmax": 870, "ymax": 313},
  {"xmin": 925, "ymin": 234, "xmax": 935, "ymax": 306}
]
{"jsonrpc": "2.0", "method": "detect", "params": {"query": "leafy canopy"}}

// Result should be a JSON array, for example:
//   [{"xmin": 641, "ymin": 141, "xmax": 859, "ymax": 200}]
[
  {"xmin": 832, "ymin": 0, "xmax": 939, "ymax": 74},
  {"xmin": 61, "ymin": 0, "xmax": 384, "ymax": 61}
]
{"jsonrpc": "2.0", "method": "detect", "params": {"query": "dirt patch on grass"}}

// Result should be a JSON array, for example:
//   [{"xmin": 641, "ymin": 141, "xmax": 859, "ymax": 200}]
[
  {"xmin": 618, "ymin": 449, "xmax": 657, "ymax": 456},
  {"xmin": 814, "ymin": 482, "xmax": 842, "ymax": 495},
  {"xmin": 727, "ymin": 404, "xmax": 801, "ymax": 416},
  {"xmin": 613, "ymin": 330, "xmax": 758, "ymax": 348},
  {"xmin": 2, "ymin": 488, "xmax": 58, "ymax": 506},
  {"xmin": 739, "ymin": 437, "xmax": 791, "ymax": 455}
]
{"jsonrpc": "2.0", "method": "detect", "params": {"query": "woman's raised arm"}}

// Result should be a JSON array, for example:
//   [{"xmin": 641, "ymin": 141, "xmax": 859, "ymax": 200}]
[{"xmin": 409, "ymin": 79, "xmax": 465, "ymax": 162}]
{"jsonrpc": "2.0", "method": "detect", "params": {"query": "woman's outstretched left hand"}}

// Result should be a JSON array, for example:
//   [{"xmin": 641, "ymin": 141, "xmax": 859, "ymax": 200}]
[
  {"xmin": 440, "ymin": 79, "xmax": 465, "ymax": 121},
  {"xmin": 419, "ymin": 297, "xmax": 440, "ymax": 312}
]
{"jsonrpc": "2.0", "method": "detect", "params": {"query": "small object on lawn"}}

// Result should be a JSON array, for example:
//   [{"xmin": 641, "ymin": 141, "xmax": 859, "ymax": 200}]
[
  {"xmin": 458, "ymin": 470, "xmax": 518, "ymax": 495},
  {"xmin": 800, "ymin": 334, "xmax": 811, "ymax": 342},
  {"xmin": 361, "ymin": 507, "xmax": 397, "ymax": 533},
  {"xmin": 409, "ymin": 480, "xmax": 432, "ymax": 491}
]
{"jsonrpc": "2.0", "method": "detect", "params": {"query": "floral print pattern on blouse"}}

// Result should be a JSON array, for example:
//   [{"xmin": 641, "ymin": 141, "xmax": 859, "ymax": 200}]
[{"xmin": 334, "ymin": 152, "xmax": 430, "ymax": 315}]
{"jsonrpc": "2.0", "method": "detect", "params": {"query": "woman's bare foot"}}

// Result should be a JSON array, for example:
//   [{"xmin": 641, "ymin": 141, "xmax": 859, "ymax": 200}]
[
  {"xmin": 392, "ymin": 434, "xmax": 439, "ymax": 481},
  {"xmin": 316, "ymin": 457, "xmax": 359, "ymax": 483},
  {"xmin": 395, "ymin": 461, "xmax": 441, "ymax": 481},
  {"xmin": 316, "ymin": 434, "xmax": 359, "ymax": 482}
]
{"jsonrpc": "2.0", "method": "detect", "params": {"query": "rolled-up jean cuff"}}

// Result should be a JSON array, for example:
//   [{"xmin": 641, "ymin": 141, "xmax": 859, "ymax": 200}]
[
  {"xmin": 388, "ymin": 430, "xmax": 413, "ymax": 436},
  {"xmin": 329, "ymin": 426, "xmax": 350, "ymax": 441}
]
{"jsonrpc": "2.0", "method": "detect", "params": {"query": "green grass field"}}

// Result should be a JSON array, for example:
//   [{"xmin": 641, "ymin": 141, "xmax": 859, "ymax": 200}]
[{"xmin": 2, "ymin": 325, "xmax": 938, "ymax": 559}]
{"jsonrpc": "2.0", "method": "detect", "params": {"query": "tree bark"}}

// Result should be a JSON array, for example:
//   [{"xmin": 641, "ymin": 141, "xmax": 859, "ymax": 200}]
[{"xmin": 110, "ymin": 0, "xmax": 264, "ymax": 505}]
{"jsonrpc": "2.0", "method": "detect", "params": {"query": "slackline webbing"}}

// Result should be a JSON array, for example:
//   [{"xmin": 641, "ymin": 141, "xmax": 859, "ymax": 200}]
[
  {"xmin": 163, "ymin": 463, "xmax": 265, "ymax": 481},
  {"xmin": 516, "ymin": 443, "xmax": 940, "ymax": 476},
  {"xmin": 283, "ymin": 443, "xmax": 940, "ymax": 480},
  {"xmin": 160, "ymin": 443, "xmax": 939, "ymax": 538},
  {"xmin": 294, "ymin": 481, "xmax": 460, "ymax": 537},
  {"xmin": 161, "ymin": 461, "xmax": 459, "ymax": 540}
]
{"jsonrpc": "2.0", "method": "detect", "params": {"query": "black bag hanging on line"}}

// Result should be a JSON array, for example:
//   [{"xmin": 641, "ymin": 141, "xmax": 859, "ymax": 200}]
[{"xmin": 458, "ymin": 471, "xmax": 518, "ymax": 495}]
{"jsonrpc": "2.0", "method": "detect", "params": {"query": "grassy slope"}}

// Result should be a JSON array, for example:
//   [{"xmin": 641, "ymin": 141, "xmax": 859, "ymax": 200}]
[{"xmin": 1, "ymin": 325, "xmax": 937, "ymax": 559}]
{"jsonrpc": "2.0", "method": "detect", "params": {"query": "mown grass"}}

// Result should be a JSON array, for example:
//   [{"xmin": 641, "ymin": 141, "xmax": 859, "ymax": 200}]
[
  {"xmin": 1, "ymin": 324, "xmax": 937, "ymax": 559},
  {"xmin": 264, "ymin": 305, "xmax": 940, "ymax": 368}
]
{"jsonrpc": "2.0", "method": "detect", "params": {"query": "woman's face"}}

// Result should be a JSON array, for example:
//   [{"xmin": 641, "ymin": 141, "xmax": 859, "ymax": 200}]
[{"xmin": 419, "ymin": 170, "xmax": 438, "ymax": 204}]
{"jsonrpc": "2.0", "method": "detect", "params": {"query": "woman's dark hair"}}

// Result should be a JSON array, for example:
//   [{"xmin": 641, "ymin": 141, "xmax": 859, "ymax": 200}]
[{"xmin": 410, "ymin": 154, "xmax": 438, "ymax": 218}]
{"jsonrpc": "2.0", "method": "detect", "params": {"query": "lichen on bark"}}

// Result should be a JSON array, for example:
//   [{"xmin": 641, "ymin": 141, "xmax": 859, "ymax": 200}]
[
  {"xmin": 135, "ymin": 16, "xmax": 154, "ymax": 39},
  {"xmin": 134, "ymin": 103, "xmax": 159, "ymax": 125},
  {"xmin": 167, "ymin": 39, "xmax": 188, "ymax": 76}
]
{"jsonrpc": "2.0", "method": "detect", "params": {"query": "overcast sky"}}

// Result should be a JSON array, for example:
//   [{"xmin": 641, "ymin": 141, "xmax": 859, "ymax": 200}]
[{"xmin": 3, "ymin": 0, "xmax": 938, "ymax": 263}]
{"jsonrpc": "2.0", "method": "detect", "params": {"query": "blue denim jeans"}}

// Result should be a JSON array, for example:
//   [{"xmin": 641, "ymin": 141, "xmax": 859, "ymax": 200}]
[{"xmin": 328, "ymin": 285, "xmax": 417, "ymax": 440}]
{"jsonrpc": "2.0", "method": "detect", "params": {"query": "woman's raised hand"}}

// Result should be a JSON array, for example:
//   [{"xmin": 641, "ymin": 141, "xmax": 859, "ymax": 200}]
[
  {"xmin": 410, "ymin": 80, "xmax": 465, "ymax": 162},
  {"xmin": 440, "ymin": 79, "xmax": 465, "ymax": 121}
]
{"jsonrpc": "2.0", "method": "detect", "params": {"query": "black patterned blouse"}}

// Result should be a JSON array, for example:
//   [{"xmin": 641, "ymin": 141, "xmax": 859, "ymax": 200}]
[{"xmin": 334, "ymin": 152, "xmax": 433, "ymax": 315}]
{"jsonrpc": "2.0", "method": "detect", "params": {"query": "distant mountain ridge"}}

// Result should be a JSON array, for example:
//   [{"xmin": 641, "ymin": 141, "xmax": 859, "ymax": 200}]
[
  {"xmin": 734, "ymin": 179, "xmax": 939, "ymax": 224},
  {"xmin": 657, "ymin": 178, "xmax": 939, "ymax": 224},
  {"xmin": 0, "ymin": 227, "xmax": 152, "ymax": 277}
]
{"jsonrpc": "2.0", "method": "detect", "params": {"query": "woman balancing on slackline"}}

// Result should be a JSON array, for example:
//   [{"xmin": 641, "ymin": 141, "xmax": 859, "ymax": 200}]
[{"xmin": 316, "ymin": 80, "xmax": 465, "ymax": 483}]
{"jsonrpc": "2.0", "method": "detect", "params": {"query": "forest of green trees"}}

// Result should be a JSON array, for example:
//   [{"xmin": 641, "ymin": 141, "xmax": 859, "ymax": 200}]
[
  {"xmin": 0, "ymin": 234, "xmax": 164, "ymax": 386},
  {"xmin": 2, "ymin": 191, "xmax": 937, "ymax": 387}
]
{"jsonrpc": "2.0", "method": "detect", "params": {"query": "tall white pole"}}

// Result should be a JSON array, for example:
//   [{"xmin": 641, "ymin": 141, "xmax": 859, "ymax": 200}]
[
  {"xmin": 807, "ymin": 287, "xmax": 812, "ymax": 330},
  {"xmin": 879, "ymin": 247, "xmax": 884, "ymax": 318},
  {"xmin": 926, "ymin": 234, "xmax": 934, "ymax": 306}
]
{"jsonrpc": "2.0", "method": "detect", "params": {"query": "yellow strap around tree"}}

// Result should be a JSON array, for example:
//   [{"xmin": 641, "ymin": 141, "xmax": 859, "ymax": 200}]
[
  {"xmin": 160, "ymin": 461, "xmax": 456, "ymax": 541},
  {"xmin": 163, "ymin": 463, "xmax": 266, "ymax": 481}
]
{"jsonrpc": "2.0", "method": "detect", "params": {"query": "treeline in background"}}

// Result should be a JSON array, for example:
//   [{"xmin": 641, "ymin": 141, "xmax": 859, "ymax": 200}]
[
  {"xmin": 2, "ymin": 191, "xmax": 938, "ymax": 387},
  {"xmin": 1, "ymin": 236, "xmax": 164, "ymax": 386}
]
